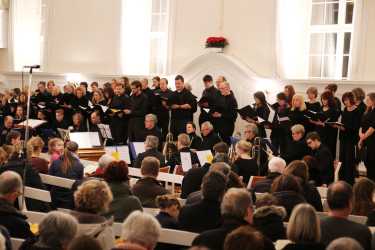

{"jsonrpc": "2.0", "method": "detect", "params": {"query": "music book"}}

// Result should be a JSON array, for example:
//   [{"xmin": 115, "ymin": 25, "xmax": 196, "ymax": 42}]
[
  {"xmin": 99, "ymin": 105, "xmax": 109, "ymax": 113},
  {"xmin": 196, "ymin": 150, "xmax": 213, "ymax": 166},
  {"xmin": 180, "ymin": 152, "xmax": 193, "ymax": 172},
  {"xmin": 237, "ymin": 105, "xmax": 257, "ymax": 119},
  {"xmin": 129, "ymin": 142, "xmax": 146, "ymax": 159},
  {"xmin": 278, "ymin": 116, "xmax": 290, "ymax": 122},
  {"xmin": 325, "ymin": 121, "xmax": 344, "ymax": 127},
  {"xmin": 97, "ymin": 124, "xmax": 113, "ymax": 140},
  {"xmin": 105, "ymin": 146, "xmax": 131, "ymax": 164},
  {"xmin": 57, "ymin": 128, "xmax": 69, "ymax": 140},
  {"xmin": 267, "ymin": 104, "xmax": 276, "ymax": 123},
  {"xmin": 306, "ymin": 110, "xmax": 327, "ymax": 121},
  {"xmin": 17, "ymin": 119, "xmax": 47, "ymax": 128},
  {"xmin": 69, "ymin": 132, "xmax": 101, "ymax": 149}
]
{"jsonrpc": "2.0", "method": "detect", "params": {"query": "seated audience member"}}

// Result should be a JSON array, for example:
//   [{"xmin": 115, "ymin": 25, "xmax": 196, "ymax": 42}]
[
  {"xmin": 0, "ymin": 171, "xmax": 33, "ymax": 238},
  {"xmin": 132, "ymin": 156, "xmax": 168, "ymax": 207},
  {"xmin": 223, "ymin": 226, "xmax": 276, "ymax": 250},
  {"xmin": 181, "ymin": 143, "xmax": 229, "ymax": 199},
  {"xmin": 48, "ymin": 138, "xmax": 64, "ymax": 162},
  {"xmin": 192, "ymin": 188, "xmax": 254, "ymax": 250},
  {"xmin": 0, "ymin": 116, "xmax": 14, "ymax": 146},
  {"xmin": 352, "ymin": 178, "xmax": 375, "ymax": 222},
  {"xmin": 186, "ymin": 121, "xmax": 202, "ymax": 150},
  {"xmin": 118, "ymin": 211, "xmax": 161, "ymax": 250},
  {"xmin": 27, "ymin": 136, "xmax": 49, "ymax": 174},
  {"xmin": 200, "ymin": 121, "xmax": 222, "ymax": 151},
  {"xmin": 1, "ymin": 144, "xmax": 48, "ymax": 212},
  {"xmin": 302, "ymin": 155, "xmax": 321, "ymax": 186},
  {"xmin": 326, "ymin": 237, "xmax": 364, "ymax": 250},
  {"xmin": 20, "ymin": 211, "xmax": 78, "ymax": 250},
  {"xmin": 71, "ymin": 112, "xmax": 87, "ymax": 132},
  {"xmin": 282, "ymin": 124, "xmax": 309, "ymax": 164},
  {"xmin": 155, "ymin": 194, "xmax": 181, "ymax": 229},
  {"xmin": 253, "ymin": 194, "xmax": 286, "ymax": 241},
  {"xmin": 49, "ymin": 141, "xmax": 84, "ymax": 209},
  {"xmin": 53, "ymin": 109, "xmax": 70, "ymax": 130},
  {"xmin": 72, "ymin": 180, "xmax": 114, "ymax": 250},
  {"xmin": 306, "ymin": 132, "xmax": 334, "ymax": 185},
  {"xmin": 87, "ymin": 154, "xmax": 114, "ymax": 178},
  {"xmin": 284, "ymin": 160, "xmax": 323, "ymax": 211},
  {"xmin": 104, "ymin": 160, "xmax": 142, "ymax": 222},
  {"xmin": 68, "ymin": 235, "xmax": 103, "ymax": 250},
  {"xmin": 179, "ymin": 171, "xmax": 227, "ymax": 233},
  {"xmin": 168, "ymin": 133, "xmax": 200, "ymax": 172},
  {"xmin": 282, "ymin": 204, "xmax": 325, "ymax": 250},
  {"xmin": 270, "ymin": 175, "xmax": 306, "ymax": 220},
  {"xmin": 232, "ymin": 140, "xmax": 258, "ymax": 185},
  {"xmin": 253, "ymin": 157, "xmax": 286, "ymax": 194},
  {"xmin": 5, "ymin": 130, "xmax": 21, "ymax": 146},
  {"xmin": 134, "ymin": 135, "xmax": 165, "ymax": 169},
  {"xmin": 320, "ymin": 181, "xmax": 372, "ymax": 250},
  {"xmin": 134, "ymin": 114, "xmax": 162, "ymax": 143}
]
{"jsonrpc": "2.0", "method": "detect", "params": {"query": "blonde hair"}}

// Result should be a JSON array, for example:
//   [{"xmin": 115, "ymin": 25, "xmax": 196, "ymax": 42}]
[
  {"xmin": 27, "ymin": 136, "xmax": 45, "ymax": 156},
  {"xmin": 91, "ymin": 90, "xmax": 105, "ymax": 105},
  {"xmin": 74, "ymin": 179, "xmax": 113, "ymax": 213},
  {"xmin": 291, "ymin": 124, "xmax": 305, "ymax": 136},
  {"xmin": 287, "ymin": 204, "xmax": 320, "ymax": 243},
  {"xmin": 0, "ymin": 148, "xmax": 8, "ymax": 165},
  {"xmin": 236, "ymin": 140, "xmax": 252, "ymax": 153},
  {"xmin": 290, "ymin": 94, "xmax": 306, "ymax": 111},
  {"xmin": 48, "ymin": 138, "xmax": 63, "ymax": 154}
]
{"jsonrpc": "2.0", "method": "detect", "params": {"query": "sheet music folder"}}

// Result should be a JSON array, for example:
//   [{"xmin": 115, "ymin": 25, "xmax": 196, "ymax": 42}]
[{"xmin": 69, "ymin": 132, "xmax": 102, "ymax": 149}]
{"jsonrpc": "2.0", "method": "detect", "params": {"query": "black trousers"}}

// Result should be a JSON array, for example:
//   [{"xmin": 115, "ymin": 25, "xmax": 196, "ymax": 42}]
[
  {"xmin": 171, "ymin": 118, "xmax": 190, "ymax": 139},
  {"xmin": 365, "ymin": 144, "xmax": 375, "ymax": 181},
  {"xmin": 110, "ymin": 116, "xmax": 128, "ymax": 145},
  {"xmin": 339, "ymin": 139, "xmax": 356, "ymax": 185}
]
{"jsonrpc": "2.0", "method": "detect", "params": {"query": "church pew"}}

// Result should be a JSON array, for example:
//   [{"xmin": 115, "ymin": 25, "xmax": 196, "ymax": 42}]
[{"xmin": 316, "ymin": 212, "xmax": 367, "ymax": 224}]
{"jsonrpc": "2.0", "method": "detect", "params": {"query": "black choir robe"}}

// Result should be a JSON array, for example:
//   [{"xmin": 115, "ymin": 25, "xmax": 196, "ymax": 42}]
[
  {"xmin": 110, "ymin": 94, "xmax": 131, "ymax": 144},
  {"xmin": 128, "ymin": 93, "xmax": 149, "ymax": 142},
  {"xmin": 153, "ymin": 88, "xmax": 173, "ymax": 139},
  {"xmin": 198, "ymin": 86, "xmax": 220, "ymax": 126}
]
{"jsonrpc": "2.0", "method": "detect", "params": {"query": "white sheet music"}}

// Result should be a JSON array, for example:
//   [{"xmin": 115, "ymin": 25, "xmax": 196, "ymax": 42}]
[
  {"xmin": 278, "ymin": 116, "xmax": 290, "ymax": 122},
  {"xmin": 98, "ymin": 124, "xmax": 113, "ymax": 140},
  {"xmin": 18, "ymin": 119, "xmax": 47, "ymax": 128},
  {"xmin": 196, "ymin": 150, "xmax": 213, "ymax": 166},
  {"xmin": 105, "ymin": 146, "xmax": 131, "ymax": 164},
  {"xmin": 70, "ymin": 132, "xmax": 101, "ymax": 148},
  {"xmin": 267, "ymin": 104, "xmax": 276, "ymax": 123},
  {"xmin": 88, "ymin": 101, "xmax": 94, "ymax": 108},
  {"xmin": 257, "ymin": 117, "xmax": 265, "ymax": 123},
  {"xmin": 99, "ymin": 105, "xmax": 109, "ymax": 113},
  {"xmin": 180, "ymin": 152, "xmax": 193, "ymax": 172},
  {"xmin": 133, "ymin": 142, "xmax": 146, "ymax": 156}
]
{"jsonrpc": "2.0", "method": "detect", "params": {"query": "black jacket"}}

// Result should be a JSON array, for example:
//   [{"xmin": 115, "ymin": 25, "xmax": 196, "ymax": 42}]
[
  {"xmin": 312, "ymin": 144, "xmax": 334, "ymax": 185},
  {"xmin": 282, "ymin": 138, "xmax": 309, "ymax": 164},
  {"xmin": 282, "ymin": 242, "xmax": 326, "ymax": 250},
  {"xmin": 272, "ymin": 191, "xmax": 306, "ymax": 220},
  {"xmin": 0, "ymin": 198, "xmax": 33, "ymax": 239},
  {"xmin": 253, "ymin": 205, "xmax": 286, "ymax": 242},
  {"xmin": 188, "ymin": 133, "xmax": 203, "ymax": 150},
  {"xmin": 181, "ymin": 163, "xmax": 210, "ymax": 199},
  {"xmin": 132, "ymin": 177, "xmax": 168, "ymax": 208},
  {"xmin": 178, "ymin": 199, "xmax": 221, "ymax": 233},
  {"xmin": 156, "ymin": 211, "xmax": 179, "ymax": 229},
  {"xmin": 200, "ymin": 132, "xmax": 222, "ymax": 151},
  {"xmin": 302, "ymin": 182, "xmax": 323, "ymax": 212},
  {"xmin": 134, "ymin": 148, "xmax": 166, "ymax": 169},
  {"xmin": 252, "ymin": 172, "xmax": 281, "ymax": 194}
]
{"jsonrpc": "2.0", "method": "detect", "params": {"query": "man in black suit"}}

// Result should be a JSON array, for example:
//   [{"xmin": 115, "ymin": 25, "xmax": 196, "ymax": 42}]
[
  {"xmin": 178, "ymin": 171, "xmax": 227, "ymax": 233},
  {"xmin": 198, "ymin": 74, "xmax": 220, "ymax": 127},
  {"xmin": 306, "ymin": 132, "xmax": 334, "ymax": 185},
  {"xmin": 320, "ymin": 181, "xmax": 372, "ymax": 250},
  {"xmin": 133, "ymin": 114, "xmax": 162, "ymax": 143},
  {"xmin": 134, "ymin": 135, "xmax": 165, "ymax": 169},
  {"xmin": 192, "ymin": 188, "xmax": 253, "ymax": 250},
  {"xmin": 200, "ymin": 121, "xmax": 222, "ymax": 151}
]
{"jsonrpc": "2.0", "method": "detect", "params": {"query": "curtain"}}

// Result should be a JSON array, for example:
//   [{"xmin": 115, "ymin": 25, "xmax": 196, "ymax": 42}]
[{"xmin": 350, "ymin": 0, "xmax": 366, "ymax": 80}]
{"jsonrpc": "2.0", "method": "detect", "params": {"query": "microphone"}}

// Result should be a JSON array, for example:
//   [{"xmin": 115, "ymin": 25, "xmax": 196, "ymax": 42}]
[{"xmin": 23, "ymin": 65, "xmax": 40, "ymax": 69}]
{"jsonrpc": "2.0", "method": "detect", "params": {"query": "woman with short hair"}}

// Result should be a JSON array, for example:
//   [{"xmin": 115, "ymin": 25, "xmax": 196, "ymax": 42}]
[
  {"xmin": 232, "ymin": 140, "xmax": 258, "ymax": 185},
  {"xmin": 27, "ymin": 136, "xmax": 49, "ymax": 174}
]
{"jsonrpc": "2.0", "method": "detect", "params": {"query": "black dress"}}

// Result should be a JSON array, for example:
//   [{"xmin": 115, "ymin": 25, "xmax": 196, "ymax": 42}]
[
  {"xmin": 361, "ymin": 108, "xmax": 375, "ymax": 181},
  {"xmin": 339, "ymin": 107, "xmax": 361, "ymax": 184},
  {"xmin": 270, "ymin": 103, "xmax": 290, "ymax": 156},
  {"xmin": 109, "ymin": 94, "xmax": 131, "ymax": 144},
  {"xmin": 232, "ymin": 157, "xmax": 259, "ymax": 184},
  {"xmin": 305, "ymin": 101, "xmax": 321, "ymax": 133},
  {"xmin": 317, "ymin": 107, "xmax": 340, "ymax": 158},
  {"xmin": 254, "ymin": 105, "xmax": 270, "ymax": 138}
]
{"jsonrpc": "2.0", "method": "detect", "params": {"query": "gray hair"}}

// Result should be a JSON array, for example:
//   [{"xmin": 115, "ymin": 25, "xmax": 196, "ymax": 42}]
[
  {"xmin": 0, "ymin": 171, "xmax": 22, "ymax": 196},
  {"xmin": 145, "ymin": 113, "xmax": 158, "ymax": 124},
  {"xmin": 121, "ymin": 211, "xmax": 161, "ymax": 249},
  {"xmin": 245, "ymin": 124, "xmax": 258, "ymax": 136},
  {"xmin": 177, "ymin": 133, "xmax": 190, "ymax": 147},
  {"xmin": 98, "ymin": 154, "xmax": 115, "ymax": 169},
  {"xmin": 201, "ymin": 121, "xmax": 213, "ymax": 131},
  {"xmin": 327, "ymin": 237, "xmax": 363, "ymax": 250},
  {"xmin": 291, "ymin": 124, "xmax": 305, "ymax": 136},
  {"xmin": 210, "ymin": 162, "xmax": 231, "ymax": 177},
  {"xmin": 221, "ymin": 188, "xmax": 252, "ymax": 218},
  {"xmin": 145, "ymin": 135, "xmax": 159, "ymax": 149},
  {"xmin": 39, "ymin": 211, "xmax": 78, "ymax": 248}
]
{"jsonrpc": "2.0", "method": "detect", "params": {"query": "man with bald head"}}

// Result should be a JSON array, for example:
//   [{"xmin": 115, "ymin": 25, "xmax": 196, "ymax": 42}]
[
  {"xmin": 0, "ymin": 171, "xmax": 33, "ymax": 238},
  {"xmin": 320, "ymin": 181, "xmax": 371, "ymax": 250}
]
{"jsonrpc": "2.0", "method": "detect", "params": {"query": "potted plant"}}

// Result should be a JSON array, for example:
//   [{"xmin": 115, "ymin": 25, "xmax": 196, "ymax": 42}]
[{"xmin": 205, "ymin": 36, "xmax": 228, "ymax": 53}]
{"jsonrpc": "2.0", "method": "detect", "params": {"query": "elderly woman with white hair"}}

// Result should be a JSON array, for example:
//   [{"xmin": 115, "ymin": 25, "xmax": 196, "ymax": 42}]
[
  {"xmin": 20, "ymin": 211, "xmax": 78, "ymax": 250},
  {"xmin": 282, "ymin": 124, "xmax": 309, "ymax": 164},
  {"xmin": 252, "ymin": 157, "xmax": 286, "ymax": 194},
  {"xmin": 87, "ymin": 154, "xmax": 115, "ymax": 178},
  {"xmin": 133, "ymin": 114, "xmax": 162, "ymax": 144},
  {"xmin": 117, "ymin": 211, "xmax": 161, "ymax": 250}
]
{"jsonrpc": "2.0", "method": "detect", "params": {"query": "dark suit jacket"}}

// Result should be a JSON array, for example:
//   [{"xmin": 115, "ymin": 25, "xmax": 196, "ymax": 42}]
[
  {"xmin": 181, "ymin": 164, "xmax": 210, "ymax": 199},
  {"xmin": 200, "ymin": 132, "xmax": 222, "ymax": 151},
  {"xmin": 132, "ymin": 177, "xmax": 168, "ymax": 208},
  {"xmin": 178, "ymin": 199, "xmax": 221, "ymax": 233},
  {"xmin": 134, "ymin": 148, "xmax": 166, "ymax": 169},
  {"xmin": 312, "ymin": 144, "xmax": 334, "ymax": 185},
  {"xmin": 320, "ymin": 216, "xmax": 372, "ymax": 250}
]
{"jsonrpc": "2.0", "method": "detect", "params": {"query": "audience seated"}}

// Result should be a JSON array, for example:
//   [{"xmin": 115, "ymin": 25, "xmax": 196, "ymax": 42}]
[
  {"xmin": 179, "ymin": 171, "xmax": 227, "ymax": 233},
  {"xmin": 231, "ymin": 140, "xmax": 258, "ymax": 185},
  {"xmin": 252, "ymin": 194, "xmax": 286, "ymax": 242},
  {"xmin": 155, "ymin": 194, "xmax": 181, "ymax": 229},
  {"xmin": 134, "ymin": 114, "xmax": 162, "ymax": 144},
  {"xmin": 103, "ymin": 160, "xmax": 142, "ymax": 222},
  {"xmin": 326, "ymin": 237, "xmax": 364, "ymax": 250},
  {"xmin": 49, "ymin": 141, "xmax": 84, "ymax": 209},
  {"xmin": 352, "ymin": 178, "xmax": 375, "ymax": 226},
  {"xmin": 117, "ymin": 211, "xmax": 161, "ymax": 250},
  {"xmin": 270, "ymin": 174, "xmax": 306, "ymax": 220},
  {"xmin": 20, "ymin": 211, "xmax": 78, "ymax": 250},
  {"xmin": 200, "ymin": 122, "xmax": 222, "ymax": 151},
  {"xmin": 0, "ymin": 171, "xmax": 33, "ymax": 238},
  {"xmin": 284, "ymin": 160, "xmax": 323, "ymax": 211},
  {"xmin": 132, "ymin": 156, "xmax": 168, "ymax": 208},
  {"xmin": 186, "ymin": 122, "xmax": 202, "ymax": 150},
  {"xmin": 282, "ymin": 204, "xmax": 325, "ymax": 250},
  {"xmin": 68, "ymin": 235, "xmax": 103, "ymax": 250},
  {"xmin": 192, "ymin": 188, "xmax": 254, "ymax": 250},
  {"xmin": 168, "ymin": 133, "xmax": 200, "ymax": 172},
  {"xmin": 87, "ymin": 154, "xmax": 115, "ymax": 178},
  {"xmin": 320, "ymin": 181, "xmax": 371, "ymax": 250},
  {"xmin": 27, "ymin": 136, "xmax": 49, "ymax": 174},
  {"xmin": 71, "ymin": 179, "xmax": 114, "ymax": 250},
  {"xmin": 253, "ymin": 157, "xmax": 286, "ymax": 194},
  {"xmin": 134, "ymin": 136, "xmax": 165, "ymax": 169},
  {"xmin": 223, "ymin": 226, "xmax": 275, "ymax": 250}
]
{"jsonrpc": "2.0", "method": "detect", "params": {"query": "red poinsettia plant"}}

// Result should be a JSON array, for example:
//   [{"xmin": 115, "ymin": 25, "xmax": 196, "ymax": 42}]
[{"xmin": 205, "ymin": 36, "xmax": 228, "ymax": 48}]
